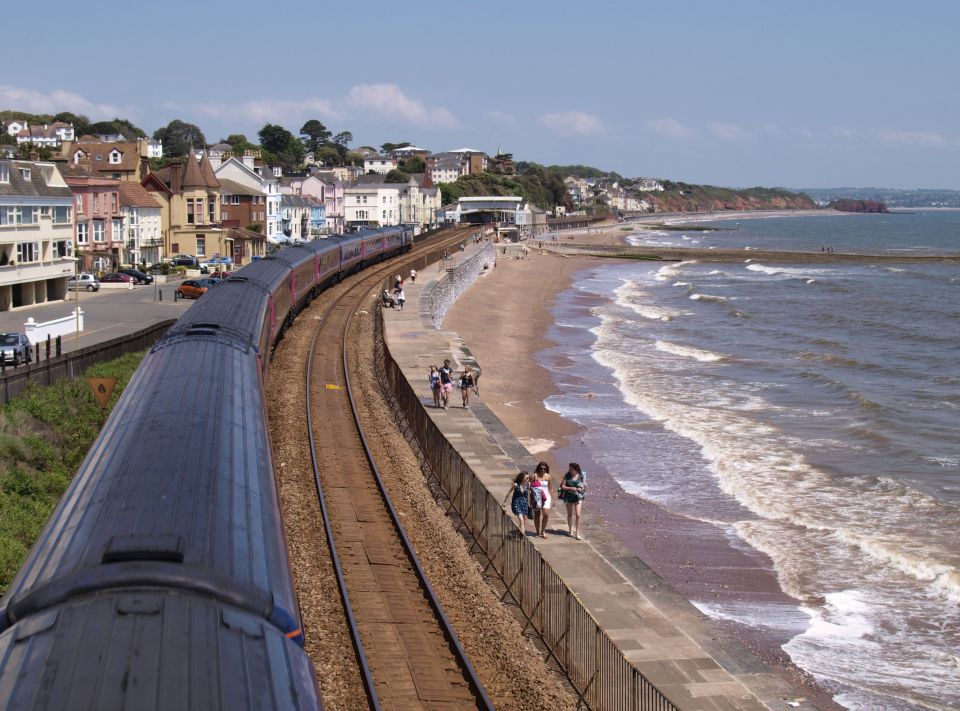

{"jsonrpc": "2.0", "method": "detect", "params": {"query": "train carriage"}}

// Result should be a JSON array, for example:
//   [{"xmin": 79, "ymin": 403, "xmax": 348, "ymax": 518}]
[
  {"xmin": 337, "ymin": 234, "xmax": 364, "ymax": 277},
  {"xmin": 302, "ymin": 239, "xmax": 340, "ymax": 292},
  {"xmin": 269, "ymin": 245, "xmax": 318, "ymax": 318}
]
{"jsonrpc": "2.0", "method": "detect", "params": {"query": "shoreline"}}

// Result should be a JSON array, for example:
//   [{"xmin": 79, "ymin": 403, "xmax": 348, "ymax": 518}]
[{"xmin": 443, "ymin": 238, "xmax": 843, "ymax": 710}]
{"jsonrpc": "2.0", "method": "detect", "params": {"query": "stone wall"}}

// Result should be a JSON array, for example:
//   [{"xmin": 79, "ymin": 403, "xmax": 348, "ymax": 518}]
[{"xmin": 426, "ymin": 242, "xmax": 494, "ymax": 328}]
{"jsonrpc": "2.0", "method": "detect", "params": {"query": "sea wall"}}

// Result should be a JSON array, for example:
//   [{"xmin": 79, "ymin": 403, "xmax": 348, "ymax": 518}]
[{"xmin": 426, "ymin": 242, "xmax": 494, "ymax": 328}]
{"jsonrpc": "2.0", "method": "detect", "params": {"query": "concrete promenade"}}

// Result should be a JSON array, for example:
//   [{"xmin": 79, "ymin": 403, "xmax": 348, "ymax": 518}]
[{"xmin": 382, "ymin": 242, "xmax": 817, "ymax": 711}]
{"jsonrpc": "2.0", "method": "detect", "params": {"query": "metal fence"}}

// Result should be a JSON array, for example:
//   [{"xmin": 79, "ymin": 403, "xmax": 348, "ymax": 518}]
[
  {"xmin": 377, "ymin": 311, "xmax": 679, "ymax": 711},
  {"xmin": 0, "ymin": 320, "xmax": 175, "ymax": 404}
]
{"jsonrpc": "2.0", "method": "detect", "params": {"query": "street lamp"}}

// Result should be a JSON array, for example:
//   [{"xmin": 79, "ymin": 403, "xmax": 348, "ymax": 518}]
[{"xmin": 70, "ymin": 257, "xmax": 81, "ymax": 352}]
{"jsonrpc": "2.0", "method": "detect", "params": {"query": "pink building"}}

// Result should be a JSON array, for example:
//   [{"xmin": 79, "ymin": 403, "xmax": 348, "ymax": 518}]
[
  {"xmin": 281, "ymin": 175, "xmax": 344, "ymax": 233},
  {"xmin": 63, "ymin": 167, "xmax": 123, "ymax": 271}
]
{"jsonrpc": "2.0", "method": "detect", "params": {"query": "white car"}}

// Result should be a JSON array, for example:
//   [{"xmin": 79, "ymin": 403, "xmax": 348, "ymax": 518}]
[{"xmin": 67, "ymin": 273, "xmax": 101, "ymax": 292}]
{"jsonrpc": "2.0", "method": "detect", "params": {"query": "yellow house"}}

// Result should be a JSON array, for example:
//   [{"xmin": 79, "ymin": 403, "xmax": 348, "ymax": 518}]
[{"xmin": 142, "ymin": 153, "xmax": 231, "ymax": 263}]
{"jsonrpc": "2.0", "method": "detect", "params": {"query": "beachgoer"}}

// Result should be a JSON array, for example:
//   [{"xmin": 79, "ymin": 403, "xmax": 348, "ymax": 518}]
[
  {"xmin": 559, "ymin": 463, "xmax": 586, "ymax": 539},
  {"xmin": 382, "ymin": 289, "xmax": 395, "ymax": 308},
  {"xmin": 502, "ymin": 471, "xmax": 531, "ymax": 534},
  {"xmin": 529, "ymin": 470, "xmax": 544, "ymax": 532},
  {"xmin": 459, "ymin": 366, "xmax": 476, "ymax": 408},
  {"xmin": 428, "ymin": 365, "xmax": 441, "ymax": 408},
  {"xmin": 534, "ymin": 461, "xmax": 551, "ymax": 537},
  {"xmin": 394, "ymin": 287, "xmax": 405, "ymax": 310},
  {"xmin": 438, "ymin": 359, "xmax": 454, "ymax": 409},
  {"xmin": 394, "ymin": 274, "xmax": 403, "ymax": 290},
  {"xmin": 409, "ymin": 268, "xmax": 417, "ymax": 283}
]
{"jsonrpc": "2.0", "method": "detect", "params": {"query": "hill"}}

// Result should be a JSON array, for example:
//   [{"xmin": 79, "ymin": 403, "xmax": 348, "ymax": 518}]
[{"xmin": 645, "ymin": 182, "xmax": 816, "ymax": 212}]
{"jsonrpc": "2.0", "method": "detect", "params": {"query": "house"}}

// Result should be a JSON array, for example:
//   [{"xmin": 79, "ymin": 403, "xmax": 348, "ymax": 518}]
[
  {"xmin": 312, "ymin": 165, "xmax": 362, "ymax": 184},
  {"xmin": 62, "ymin": 166, "xmax": 124, "ymax": 272},
  {"xmin": 0, "ymin": 159, "xmax": 75, "ymax": 311},
  {"xmin": 15, "ymin": 122, "xmax": 75, "ymax": 148},
  {"xmin": 214, "ymin": 156, "xmax": 284, "ymax": 246},
  {"xmin": 388, "ymin": 145, "xmax": 431, "ymax": 161},
  {"xmin": 280, "ymin": 195, "xmax": 324, "ymax": 242},
  {"xmin": 3, "ymin": 120, "xmax": 27, "ymax": 138},
  {"xmin": 144, "ymin": 152, "xmax": 228, "ymax": 266},
  {"xmin": 62, "ymin": 139, "xmax": 153, "ymax": 183},
  {"xmin": 363, "ymin": 155, "xmax": 398, "ymax": 175},
  {"xmin": 446, "ymin": 148, "xmax": 487, "ymax": 174},
  {"xmin": 440, "ymin": 195, "xmax": 547, "ymax": 236},
  {"xmin": 281, "ymin": 175, "xmax": 340, "ymax": 234},
  {"xmin": 344, "ymin": 183, "xmax": 401, "ymax": 228},
  {"xmin": 426, "ymin": 153, "xmax": 468, "ymax": 185},
  {"xmin": 117, "ymin": 182, "xmax": 162, "ymax": 266}
]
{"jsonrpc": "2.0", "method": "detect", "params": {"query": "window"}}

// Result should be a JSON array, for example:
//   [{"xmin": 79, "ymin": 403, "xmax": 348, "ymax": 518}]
[
  {"xmin": 113, "ymin": 219, "xmax": 123, "ymax": 240},
  {"xmin": 53, "ymin": 240, "xmax": 72, "ymax": 258},
  {"xmin": 93, "ymin": 194, "xmax": 99, "ymax": 212},
  {"xmin": 52, "ymin": 206, "xmax": 71, "ymax": 224},
  {"xmin": 231, "ymin": 195, "xmax": 239, "ymax": 205},
  {"xmin": 40, "ymin": 206, "xmax": 50, "ymax": 216},
  {"xmin": 93, "ymin": 221, "xmax": 104, "ymax": 242},
  {"xmin": 111, "ymin": 193, "xmax": 118, "ymax": 213},
  {"xmin": 129, "ymin": 208, "xmax": 139, "ymax": 226},
  {"xmin": 16, "ymin": 242, "xmax": 40, "ymax": 263},
  {"xmin": 0, "ymin": 206, "xmax": 34, "ymax": 225},
  {"xmin": 208, "ymin": 197, "xmax": 216, "ymax": 224},
  {"xmin": 186, "ymin": 198, "xmax": 197, "ymax": 224},
  {"xmin": 77, "ymin": 223, "xmax": 88, "ymax": 244},
  {"xmin": 76, "ymin": 194, "xmax": 83, "ymax": 213},
  {"xmin": 0, "ymin": 164, "xmax": 8, "ymax": 183},
  {"xmin": 19, "ymin": 168, "xmax": 30, "ymax": 180},
  {"xmin": 196, "ymin": 235, "xmax": 205, "ymax": 256},
  {"xmin": 109, "ymin": 150, "xmax": 121, "ymax": 164}
]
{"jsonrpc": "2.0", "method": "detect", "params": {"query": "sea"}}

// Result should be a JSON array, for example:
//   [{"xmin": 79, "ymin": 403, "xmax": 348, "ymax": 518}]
[{"xmin": 539, "ymin": 211, "xmax": 960, "ymax": 710}]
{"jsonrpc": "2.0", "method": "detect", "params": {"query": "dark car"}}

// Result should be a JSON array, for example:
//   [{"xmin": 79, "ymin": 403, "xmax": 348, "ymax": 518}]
[
  {"xmin": 171, "ymin": 256, "xmax": 200, "ymax": 267},
  {"xmin": 100, "ymin": 272, "xmax": 134, "ymax": 283},
  {"xmin": 0, "ymin": 333, "xmax": 31, "ymax": 365},
  {"xmin": 118, "ymin": 268, "xmax": 154, "ymax": 284}
]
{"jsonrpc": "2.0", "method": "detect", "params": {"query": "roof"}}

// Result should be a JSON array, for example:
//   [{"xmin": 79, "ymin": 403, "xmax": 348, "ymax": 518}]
[
  {"xmin": 117, "ymin": 182, "xmax": 162, "ymax": 208},
  {"xmin": 448, "ymin": 148, "xmax": 485, "ymax": 154},
  {"xmin": 72, "ymin": 142, "xmax": 140, "ymax": 172},
  {"xmin": 218, "ymin": 178, "xmax": 262, "ymax": 197},
  {"xmin": 227, "ymin": 227, "xmax": 266, "ymax": 242},
  {"xmin": 0, "ymin": 160, "xmax": 73, "ymax": 200}
]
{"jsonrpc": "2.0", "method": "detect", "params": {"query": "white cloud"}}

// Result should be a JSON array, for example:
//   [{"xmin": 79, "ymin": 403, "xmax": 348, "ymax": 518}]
[
  {"xmin": 537, "ymin": 111, "xmax": 604, "ymax": 136},
  {"xmin": 646, "ymin": 117, "xmax": 696, "ymax": 140},
  {"xmin": 345, "ymin": 84, "xmax": 458, "ymax": 129},
  {"xmin": 708, "ymin": 121, "xmax": 750, "ymax": 141},
  {"xmin": 870, "ymin": 129, "xmax": 954, "ymax": 147},
  {"xmin": 194, "ymin": 98, "xmax": 343, "ymax": 124},
  {"xmin": 0, "ymin": 85, "xmax": 126, "ymax": 119},
  {"xmin": 485, "ymin": 110, "xmax": 519, "ymax": 128},
  {"xmin": 832, "ymin": 126, "xmax": 858, "ymax": 138}
]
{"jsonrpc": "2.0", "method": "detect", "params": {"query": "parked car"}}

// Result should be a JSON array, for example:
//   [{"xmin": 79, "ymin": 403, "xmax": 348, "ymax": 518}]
[
  {"xmin": 67, "ymin": 273, "xmax": 101, "ymax": 292},
  {"xmin": 100, "ymin": 272, "xmax": 134, "ymax": 284},
  {"xmin": 0, "ymin": 333, "xmax": 31, "ymax": 365},
  {"xmin": 208, "ymin": 270, "xmax": 234, "ymax": 280},
  {"xmin": 118, "ymin": 268, "xmax": 154, "ymax": 284},
  {"xmin": 176, "ymin": 279, "xmax": 217, "ymax": 299},
  {"xmin": 200, "ymin": 256, "xmax": 233, "ymax": 270},
  {"xmin": 171, "ymin": 256, "xmax": 200, "ymax": 267}
]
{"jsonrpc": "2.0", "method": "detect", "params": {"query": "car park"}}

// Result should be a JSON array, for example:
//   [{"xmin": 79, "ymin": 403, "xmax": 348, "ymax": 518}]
[
  {"xmin": 0, "ymin": 333, "xmax": 31, "ymax": 365},
  {"xmin": 67, "ymin": 273, "xmax": 101, "ymax": 291},
  {"xmin": 100, "ymin": 272, "xmax": 134, "ymax": 284},
  {"xmin": 118, "ymin": 268, "xmax": 153, "ymax": 284}
]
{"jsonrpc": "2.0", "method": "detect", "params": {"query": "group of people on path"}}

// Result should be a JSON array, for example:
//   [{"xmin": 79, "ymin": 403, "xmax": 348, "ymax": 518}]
[
  {"xmin": 428, "ymin": 359, "xmax": 478, "ymax": 410},
  {"xmin": 383, "ymin": 269, "xmax": 417, "ymax": 310},
  {"xmin": 503, "ymin": 462, "xmax": 586, "ymax": 540}
]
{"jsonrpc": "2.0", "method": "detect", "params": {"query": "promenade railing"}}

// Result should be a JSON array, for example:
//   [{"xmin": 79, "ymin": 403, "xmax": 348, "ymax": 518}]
[{"xmin": 377, "ymin": 307, "xmax": 679, "ymax": 711}]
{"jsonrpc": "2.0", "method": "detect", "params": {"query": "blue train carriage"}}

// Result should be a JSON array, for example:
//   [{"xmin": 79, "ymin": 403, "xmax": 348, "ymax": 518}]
[
  {"xmin": 220, "ymin": 259, "xmax": 295, "ymax": 377},
  {"xmin": 302, "ymin": 239, "xmax": 340, "ymax": 293},
  {"xmin": 269, "ymin": 245, "xmax": 319, "ymax": 321},
  {"xmin": 337, "ymin": 234, "xmax": 364, "ymax": 277},
  {"xmin": 0, "ymin": 592, "xmax": 321, "ymax": 710},
  {"xmin": 0, "ymin": 334, "xmax": 305, "ymax": 650}
]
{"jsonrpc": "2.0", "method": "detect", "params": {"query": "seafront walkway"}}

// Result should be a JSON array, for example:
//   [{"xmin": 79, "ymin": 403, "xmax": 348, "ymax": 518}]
[{"xmin": 381, "ymin": 242, "xmax": 818, "ymax": 711}]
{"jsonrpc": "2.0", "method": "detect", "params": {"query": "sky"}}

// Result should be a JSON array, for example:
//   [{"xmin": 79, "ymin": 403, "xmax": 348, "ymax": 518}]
[{"xmin": 4, "ymin": 0, "xmax": 958, "ymax": 189}]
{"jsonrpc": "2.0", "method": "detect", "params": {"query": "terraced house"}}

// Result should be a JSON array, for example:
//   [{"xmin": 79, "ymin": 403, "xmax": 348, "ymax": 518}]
[
  {"xmin": 62, "ymin": 166, "xmax": 123, "ymax": 272},
  {"xmin": 0, "ymin": 159, "xmax": 75, "ymax": 311}
]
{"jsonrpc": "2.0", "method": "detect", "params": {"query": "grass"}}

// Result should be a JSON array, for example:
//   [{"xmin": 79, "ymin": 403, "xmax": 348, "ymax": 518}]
[{"xmin": 0, "ymin": 352, "xmax": 144, "ymax": 593}]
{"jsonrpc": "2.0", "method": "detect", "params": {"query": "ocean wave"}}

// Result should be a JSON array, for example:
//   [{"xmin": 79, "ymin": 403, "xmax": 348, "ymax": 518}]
[
  {"xmin": 655, "ymin": 260, "xmax": 697, "ymax": 281},
  {"xmin": 672, "ymin": 280, "xmax": 691, "ymax": 287},
  {"xmin": 654, "ymin": 340, "xmax": 726, "ymax": 362},
  {"xmin": 689, "ymin": 293, "xmax": 727, "ymax": 303},
  {"xmin": 613, "ymin": 280, "xmax": 687, "ymax": 321},
  {"xmin": 746, "ymin": 263, "xmax": 833, "ymax": 279}
]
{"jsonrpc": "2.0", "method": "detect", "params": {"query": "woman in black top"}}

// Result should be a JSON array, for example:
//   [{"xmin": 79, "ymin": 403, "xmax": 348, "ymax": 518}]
[
  {"xmin": 558, "ymin": 463, "xmax": 586, "ymax": 539},
  {"xmin": 459, "ymin": 367, "xmax": 476, "ymax": 408}
]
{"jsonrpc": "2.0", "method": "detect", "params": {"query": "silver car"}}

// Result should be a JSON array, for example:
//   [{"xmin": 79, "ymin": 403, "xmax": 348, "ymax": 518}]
[
  {"xmin": 67, "ymin": 273, "xmax": 101, "ymax": 292},
  {"xmin": 0, "ymin": 333, "xmax": 31, "ymax": 365}
]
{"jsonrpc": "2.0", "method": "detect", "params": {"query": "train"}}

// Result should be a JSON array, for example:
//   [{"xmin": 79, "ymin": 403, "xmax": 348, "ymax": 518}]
[{"xmin": 0, "ymin": 225, "xmax": 414, "ymax": 710}]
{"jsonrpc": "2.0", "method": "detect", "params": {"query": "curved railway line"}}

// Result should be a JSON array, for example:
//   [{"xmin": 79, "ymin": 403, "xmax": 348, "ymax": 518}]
[{"xmin": 303, "ymin": 231, "xmax": 493, "ymax": 709}]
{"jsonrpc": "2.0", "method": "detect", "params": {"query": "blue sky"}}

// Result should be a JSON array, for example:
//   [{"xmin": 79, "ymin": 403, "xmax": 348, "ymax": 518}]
[{"xmin": 4, "ymin": 0, "xmax": 958, "ymax": 189}]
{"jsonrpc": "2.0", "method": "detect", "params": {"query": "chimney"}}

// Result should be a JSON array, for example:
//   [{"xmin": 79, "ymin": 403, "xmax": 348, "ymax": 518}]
[
  {"xmin": 169, "ymin": 159, "xmax": 183, "ymax": 194},
  {"xmin": 29, "ymin": 150, "xmax": 39, "ymax": 162}
]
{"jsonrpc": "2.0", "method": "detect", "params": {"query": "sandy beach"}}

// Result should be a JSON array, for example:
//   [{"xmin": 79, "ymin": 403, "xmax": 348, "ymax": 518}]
[{"xmin": 444, "ymin": 234, "xmax": 843, "ymax": 709}]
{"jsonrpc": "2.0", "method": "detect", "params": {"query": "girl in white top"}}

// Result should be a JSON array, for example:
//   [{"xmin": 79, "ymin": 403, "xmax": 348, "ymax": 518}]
[{"xmin": 534, "ymin": 461, "xmax": 551, "ymax": 537}]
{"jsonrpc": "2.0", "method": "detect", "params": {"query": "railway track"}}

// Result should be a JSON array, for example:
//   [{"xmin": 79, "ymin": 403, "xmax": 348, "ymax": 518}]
[{"xmin": 303, "ymin": 230, "xmax": 494, "ymax": 710}]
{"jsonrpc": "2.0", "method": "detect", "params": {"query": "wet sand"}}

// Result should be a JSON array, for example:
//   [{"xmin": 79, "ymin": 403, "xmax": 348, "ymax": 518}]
[{"xmin": 443, "ymin": 236, "xmax": 842, "ymax": 709}]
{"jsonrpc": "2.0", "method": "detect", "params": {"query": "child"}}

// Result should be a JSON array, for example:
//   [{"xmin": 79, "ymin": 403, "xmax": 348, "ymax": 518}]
[{"xmin": 502, "ymin": 471, "xmax": 531, "ymax": 535}]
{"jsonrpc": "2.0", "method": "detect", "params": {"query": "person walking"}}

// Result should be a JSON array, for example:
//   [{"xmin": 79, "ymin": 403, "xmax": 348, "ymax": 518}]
[
  {"xmin": 459, "ymin": 366, "xmax": 476, "ymax": 408},
  {"xmin": 394, "ymin": 286, "xmax": 405, "ymax": 310},
  {"xmin": 503, "ymin": 471, "xmax": 531, "ymax": 535},
  {"xmin": 394, "ymin": 274, "xmax": 403, "ymax": 290},
  {"xmin": 559, "ymin": 463, "xmax": 586, "ymax": 539},
  {"xmin": 534, "ymin": 462, "xmax": 551, "ymax": 537},
  {"xmin": 528, "ymin": 468, "xmax": 546, "ymax": 537},
  {"xmin": 438, "ymin": 359, "xmax": 454, "ymax": 409},
  {"xmin": 428, "ymin": 365, "xmax": 441, "ymax": 408},
  {"xmin": 409, "ymin": 268, "xmax": 417, "ymax": 283}
]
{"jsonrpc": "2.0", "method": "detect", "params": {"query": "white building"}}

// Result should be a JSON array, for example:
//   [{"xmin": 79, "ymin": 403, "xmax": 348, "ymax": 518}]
[
  {"xmin": 15, "ymin": 122, "xmax": 75, "ymax": 147},
  {"xmin": 344, "ymin": 184, "xmax": 401, "ymax": 228},
  {"xmin": 0, "ymin": 159, "xmax": 75, "ymax": 310},
  {"xmin": 214, "ymin": 157, "xmax": 283, "ymax": 243},
  {"xmin": 363, "ymin": 155, "xmax": 398, "ymax": 175},
  {"xmin": 117, "ymin": 182, "xmax": 162, "ymax": 266}
]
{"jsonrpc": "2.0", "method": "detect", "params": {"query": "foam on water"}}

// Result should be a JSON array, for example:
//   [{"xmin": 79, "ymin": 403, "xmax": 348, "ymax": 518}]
[
  {"xmin": 689, "ymin": 292, "xmax": 728, "ymax": 303},
  {"xmin": 655, "ymin": 340, "xmax": 725, "ymax": 362}
]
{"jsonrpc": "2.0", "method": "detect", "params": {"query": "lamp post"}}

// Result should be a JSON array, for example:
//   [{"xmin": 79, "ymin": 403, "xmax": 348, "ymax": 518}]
[{"xmin": 71, "ymin": 256, "xmax": 81, "ymax": 352}]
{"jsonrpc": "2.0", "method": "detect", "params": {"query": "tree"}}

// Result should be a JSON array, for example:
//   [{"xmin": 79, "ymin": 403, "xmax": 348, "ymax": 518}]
[
  {"xmin": 54, "ymin": 112, "xmax": 90, "ymax": 134},
  {"xmin": 258, "ymin": 124, "xmax": 305, "ymax": 172},
  {"xmin": 332, "ymin": 131, "xmax": 353, "ymax": 149},
  {"xmin": 314, "ymin": 145, "xmax": 342, "ymax": 166},
  {"xmin": 299, "ymin": 120, "xmax": 331, "ymax": 154},
  {"xmin": 84, "ymin": 118, "xmax": 146, "ymax": 138},
  {"xmin": 153, "ymin": 120, "xmax": 206, "ymax": 157},
  {"xmin": 399, "ymin": 156, "xmax": 425, "ymax": 174},
  {"xmin": 380, "ymin": 141, "xmax": 411, "ymax": 154},
  {"xmin": 384, "ymin": 169, "xmax": 411, "ymax": 183}
]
